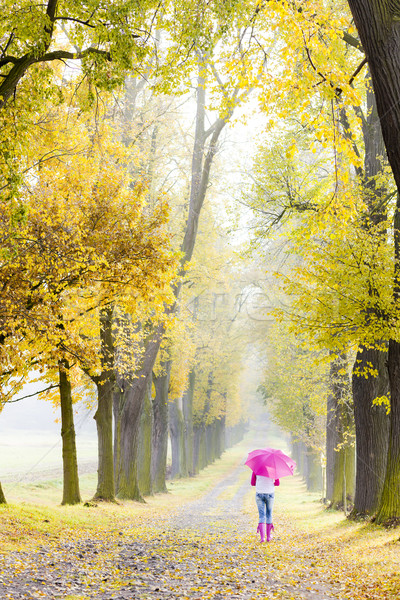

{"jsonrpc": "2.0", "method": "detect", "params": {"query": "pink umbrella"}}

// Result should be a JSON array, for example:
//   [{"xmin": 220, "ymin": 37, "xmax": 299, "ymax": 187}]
[{"xmin": 245, "ymin": 447, "xmax": 296, "ymax": 478}]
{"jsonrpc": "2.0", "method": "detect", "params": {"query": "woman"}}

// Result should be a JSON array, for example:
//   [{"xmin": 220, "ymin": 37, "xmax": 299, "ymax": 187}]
[{"xmin": 251, "ymin": 471, "xmax": 279, "ymax": 542}]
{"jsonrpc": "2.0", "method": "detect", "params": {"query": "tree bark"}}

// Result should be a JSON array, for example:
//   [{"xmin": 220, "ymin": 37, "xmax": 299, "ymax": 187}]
[
  {"xmin": 305, "ymin": 446, "xmax": 322, "ymax": 493},
  {"xmin": 326, "ymin": 354, "xmax": 355, "ymax": 509},
  {"xmin": 291, "ymin": 439, "xmax": 303, "ymax": 473},
  {"xmin": 59, "ymin": 358, "xmax": 81, "ymax": 505},
  {"xmin": 93, "ymin": 305, "xmax": 116, "ymax": 502},
  {"xmin": 151, "ymin": 367, "xmax": 171, "ymax": 493},
  {"xmin": 192, "ymin": 424, "xmax": 200, "ymax": 475},
  {"xmin": 183, "ymin": 370, "xmax": 195, "ymax": 477},
  {"xmin": 205, "ymin": 423, "xmax": 216, "ymax": 465},
  {"xmin": 346, "ymin": 1, "xmax": 400, "ymax": 191},
  {"xmin": 352, "ymin": 345, "xmax": 389, "ymax": 516},
  {"xmin": 169, "ymin": 396, "xmax": 187, "ymax": 478},
  {"xmin": 193, "ymin": 424, "xmax": 207, "ymax": 474},
  {"xmin": 0, "ymin": 482, "xmax": 6, "ymax": 504},
  {"xmin": 225, "ymin": 420, "xmax": 247, "ymax": 448},
  {"xmin": 215, "ymin": 417, "xmax": 226, "ymax": 459},
  {"xmin": 113, "ymin": 325, "xmax": 163, "ymax": 501},
  {"xmin": 376, "ymin": 191, "xmax": 400, "ymax": 522},
  {"xmin": 350, "ymin": 72, "xmax": 390, "ymax": 517},
  {"xmin": 292, "ymin": 439, "xmax": 306, "ymax": 480},
  {"xmin": 137, "ymin": 378, "xmax": 153, "ymax": 496},
  {"xmin": 376, "ymin": 338, "xmax": 400, "ymax": 523}
]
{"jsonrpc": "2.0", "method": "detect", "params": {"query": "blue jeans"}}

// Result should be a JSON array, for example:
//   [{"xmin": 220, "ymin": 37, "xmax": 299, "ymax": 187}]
[{"xmin": 256, "ymin": 492, "xmax": 274, "ymax": 524}]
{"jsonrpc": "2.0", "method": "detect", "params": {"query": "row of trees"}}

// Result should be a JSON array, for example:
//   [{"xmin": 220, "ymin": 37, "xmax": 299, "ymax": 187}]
[
  {"xmin": 245, "ymin": 0, "xmax": 400, "ymax": 525},
  {"xmin": 0, "ymin": 0, "xmax": 269, "ymax": 505}
]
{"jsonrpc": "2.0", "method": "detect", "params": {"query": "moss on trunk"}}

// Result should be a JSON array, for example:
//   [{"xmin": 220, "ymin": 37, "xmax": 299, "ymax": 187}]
[
  {"xmin": 169, "ymin": 397, "xmax": 187, "ymax": 478},
  {"xmin": 376, "ymin": 339, "xmax": 400, "ymax": 524},
  {"xmin": 113, "ymin": 383, "xmax": 143, "ymax": 502},
  {"xmin": 352, "ymin": 345, "xmax": 389, "ymax": 517},
  {"xmin": 93, "ymin": 305, "xmax": 115, "ymax": 502},
  {"xmin": 59, "ymin": 358, "xmax": 81, "ymax": 506},
  {"xmin": 305, "ymin": 447, "xmax": 322, "ymax": 493},
  {"xmin": 151, "ymin": 367, "xmax": 170, "ymax": 493},
  {"xmin": 138, "ymin": 380, "xmax": 153, "ymax": 496},
  {"xmin": 183, "ymin": 370, "xmax": 195, "ymax": 477},
  {"xmin": 0, "ymin": 481, "xmax": 6, "ymax": 504}
]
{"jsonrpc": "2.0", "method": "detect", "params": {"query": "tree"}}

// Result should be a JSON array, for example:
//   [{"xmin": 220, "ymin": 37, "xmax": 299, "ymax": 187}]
[
  {"xmin": 346, "ymin": 0, "xmax": 400, "ymax": 525},
  {"xmin": 349, "ymin": 74, "xmax": 391, "ymax": 518},
  {"xmin": 0, "ymin": 90, "xmax": 177, "ymax": 504}
]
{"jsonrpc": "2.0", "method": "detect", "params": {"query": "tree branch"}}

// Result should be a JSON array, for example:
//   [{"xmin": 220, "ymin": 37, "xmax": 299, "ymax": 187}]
[
  {"xmin": 0, "ymin": 31, "xmax": 15, "ymax": 60},
  {"xmin": 349, "ymin": 57, "xmax": 368, "ymax": 86},
  {"xmin": 0, "ymin": 56, "xmax": 18, "ymax": 67},
  {"xmin": 6, "ymin": 384, "xmax": 59, "ymax": 403},
  {"xmin": 38, "ymin": 47, "xmax": 111, "ymax": 64},
  {"xmin": 343, "ymin": 30, "xmax": 364, "ymax": 51},
  {"xmin": 55, "ymin": 16, "xmax": 96, "ymax": 28}
]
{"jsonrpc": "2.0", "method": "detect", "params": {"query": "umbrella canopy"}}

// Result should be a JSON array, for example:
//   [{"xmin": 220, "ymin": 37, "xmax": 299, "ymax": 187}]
[{"xmin": 245, "ymin": 447, "xmax": 296, "ymax": 479}]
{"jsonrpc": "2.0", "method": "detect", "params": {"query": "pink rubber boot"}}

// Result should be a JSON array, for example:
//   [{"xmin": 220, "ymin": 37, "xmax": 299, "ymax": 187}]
[
  {"xmin": 266, "ymin": 523, "xmax": 274, "ymax": 542},
  {"xmin": 258, "ymin": 523, "xmax": 266, "ymax": 542}
]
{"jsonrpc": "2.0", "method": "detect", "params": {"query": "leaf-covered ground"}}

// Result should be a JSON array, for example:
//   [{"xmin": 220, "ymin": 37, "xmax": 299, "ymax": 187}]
[{"xmin": 1, "ymin": 436, "xmax": 400, "ymax": 599}]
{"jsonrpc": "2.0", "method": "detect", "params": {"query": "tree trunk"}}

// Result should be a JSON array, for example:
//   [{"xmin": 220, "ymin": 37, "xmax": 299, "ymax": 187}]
[
  {"xmin": 352, "ymin": 345, "xmax": 390, "ymax": 517},
  {"xmin": 215, "ymin": 417, "xmax": 226, "ymax": 459},
  {"xmin": 137, "ymin": 378, "xmax": 153, "ymax": 496},
  {"xmin": 346, "ymin": 1, "xmax": 400, "ymax": 191},
  {"xmin": 93, "ymin": 305, "xmax": 116, "ymax": 502},
  {"xmin": 330, "ymin": 435, "xmax": 355, "ymax": 510},
  {"xmin": 94, "ymin": 375, "xmax": 115, "ymax": 502},
  {"xmin": 291, "ymin": 439, "xmax": 303, "ymax": 474},
  {"xmin": 113, "ymin": 381, "xmax": 143, "ymax": 501},
  {"xmin": 376, "ymin": 338, "xmax": 400, "ymax": 523},
  {"xmin": 193, "ymin": 424, "xmax": 207, "ymax": 474},
  {"xmin": 350, "ymin": 70, "xmax": 390, "ymax": 517},
  {"xmin": 192, "ymin": 424, "xmax": 201, "ymax": 475},
  {"xmin": 114, "ymin": 326, "xmax": 163, "ymax": 501},
  {"xmin": 294, "ymin": 440, "xmax": 307, "ymax": 480},
  {"xmin": 347, "ymin": 0, "xmax": 400, "ymax": 525},
  {"xmin": 183, "ymin": 370, "xmax": 195, "ymax": 477},
  {"xmin": 205, "ymin": 423, "xmax": 216, "ymax": 465},
  {"xmin": 0, "ymin": 482, "xmax": 6, "ymax": 504},
  {"xmin": 151, "ymin": 366, "xmax": 171, "ymax": 493},
  {"xmin": 225, "ymin": 420, "xmax": 246, "ymax": 448},
  {"xmin": 169, "ymin": 396, "xmax": 187, "ymax": 478},
  {"xmin": 305, "ymin": 446, "xmax": 322, "ymax": 493},
  {"xmin": 199, "ymin": 425, "xmax": 207, "ymax": 471},
  {"xmin": 326, "ymin": 354, "xmax": 355, "ymax": 509},
  {"xmin": 59, "ymin": 358, "xmax": 81, "ymax": 506}
]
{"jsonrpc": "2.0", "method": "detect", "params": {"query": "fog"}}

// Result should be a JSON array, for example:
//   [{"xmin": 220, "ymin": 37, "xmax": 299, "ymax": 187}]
[{"xmin": 0, "ymin": 380, "xmax": 97, "ymax": 480}]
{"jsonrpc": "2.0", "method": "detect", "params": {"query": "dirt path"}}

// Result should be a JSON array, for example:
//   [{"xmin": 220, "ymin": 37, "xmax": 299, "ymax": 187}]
[{"xmin": 0, "ymin": 460, "xmax": 342, "ymax": 600}]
